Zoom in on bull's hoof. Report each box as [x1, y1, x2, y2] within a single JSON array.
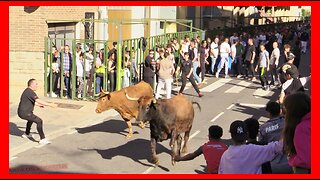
[[153, 158, 160, 166], [181, 147, 188, 154], [126, 133, 133, 139], [171, 160, 176, 166]]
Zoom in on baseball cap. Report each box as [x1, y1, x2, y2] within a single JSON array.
[[229, 120, 248, 142], [287, 53, 295, 60]]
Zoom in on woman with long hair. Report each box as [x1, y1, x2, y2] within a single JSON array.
[[108, 51, 117, 92], [282, 92, 311, 174]]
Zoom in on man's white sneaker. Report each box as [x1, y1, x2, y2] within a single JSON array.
[[22, 133, 33, 139], [39, 138, 51, 145]]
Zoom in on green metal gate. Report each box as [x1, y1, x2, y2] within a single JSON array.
[[44, 18, 204, 100]]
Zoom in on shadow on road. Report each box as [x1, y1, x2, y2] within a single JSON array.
[[79, 138, 171, 170], [231, 103, 266, 120], [75, 119, 140, 137], [10, 164, 82, 174], [225, 82, 258, 90], [9, 122, 25, 137], [194, 165, 207, 174]]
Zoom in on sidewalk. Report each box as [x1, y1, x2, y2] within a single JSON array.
[[9, 96, 119, 158]]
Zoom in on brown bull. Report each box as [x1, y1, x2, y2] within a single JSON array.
[[134, 95, 200, 165], [95, 81, 153, 138]]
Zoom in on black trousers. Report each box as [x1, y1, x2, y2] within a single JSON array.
[[108, 72, 116, 92], [18, 112, 45, 139], [234, 56, 243, 76], [47, 72, 59, 94], [199, 61, 206, 82], [258, 67, 269, 87], [269, 64, 279, 85], [244, 60, 256, 77], [179, 74, 200, 94]]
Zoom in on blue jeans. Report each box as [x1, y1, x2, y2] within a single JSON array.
[[211, 55, 217, 74], [193, 61, 201, 83], [64, 76, 71, 98], [217, 55, 229, 76], [96, 76, 103, 94]]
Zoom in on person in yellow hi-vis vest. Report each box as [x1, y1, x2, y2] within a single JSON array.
[[255, 43, 270, 91]]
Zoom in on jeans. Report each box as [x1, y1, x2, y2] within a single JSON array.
[[96, 76, 103, 94], [64, 75, 71, 98], [301, 41, 307, 53], [155, 78, 173, 99], [217, 55, 229, 76], [193, 61, 201, 83], [210, 55, 217, 74]]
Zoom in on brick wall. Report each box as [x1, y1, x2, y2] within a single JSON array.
[[9, 6, 99, 103]]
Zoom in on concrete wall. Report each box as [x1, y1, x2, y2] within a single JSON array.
[[150, 6, 177, 36], [131, 6, 145, 39]]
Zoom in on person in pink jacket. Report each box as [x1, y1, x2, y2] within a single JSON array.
[[283, 92, 311, 173]]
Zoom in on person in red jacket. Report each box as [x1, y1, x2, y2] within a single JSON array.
[[174, 125, 228, 174], [283, 92, 311, 173]]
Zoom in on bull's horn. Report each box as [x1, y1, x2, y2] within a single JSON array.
[[125, 89, 139, 101], [101, 87, 109, 94], [152, 98, 157, 104]]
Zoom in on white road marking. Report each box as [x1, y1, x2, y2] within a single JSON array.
[[142, 166, 156, 174], [238, 103, 266, 108], [201, 79, 232, 92], [9, 157, 17, 161], [226, 104, 235, 110], [211, 112, 224, 122], [225, 81, 251, 93], [253, 88, 270, 98], [189, 130, 201, 140]]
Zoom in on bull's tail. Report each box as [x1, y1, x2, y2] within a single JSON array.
[[192, 102, 201, 112]]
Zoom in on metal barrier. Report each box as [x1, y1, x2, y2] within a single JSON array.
[[44, 30, 203, 100]]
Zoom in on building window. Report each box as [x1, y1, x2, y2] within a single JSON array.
[[160, 21, 164, 29], [48, 23, 76, 50], [85, 12, 95, 40]]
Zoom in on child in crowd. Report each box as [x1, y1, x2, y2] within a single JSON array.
[[174, 125, 228, 174]]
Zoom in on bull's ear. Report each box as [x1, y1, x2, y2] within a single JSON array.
[[106, 93, 111, 100]]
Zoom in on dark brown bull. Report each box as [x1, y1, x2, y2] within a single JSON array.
[[134, 95, 200, 165], [95, 81, 153, 138]]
